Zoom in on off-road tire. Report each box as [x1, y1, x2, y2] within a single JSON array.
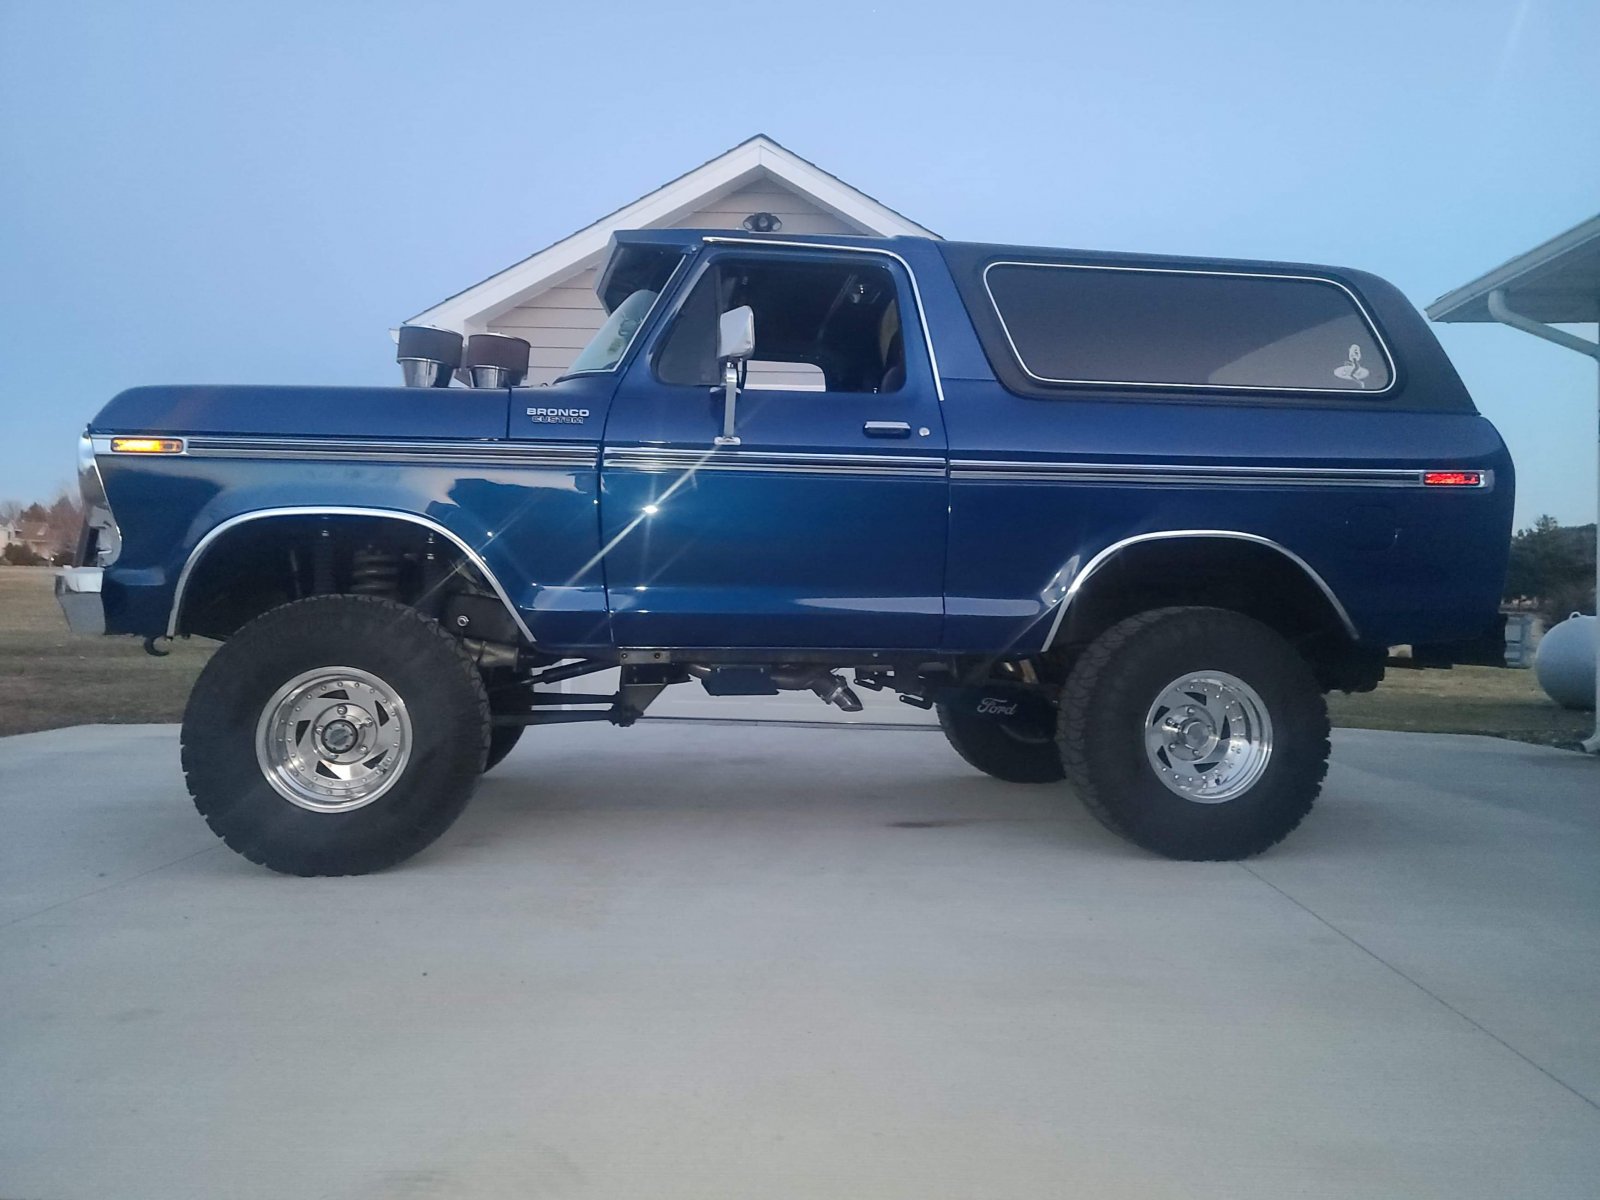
[[181, 595, 490, 876], [1058, 607, 1329, 860], [937, 701, 1066, 783], [483, 724, 524, 773]]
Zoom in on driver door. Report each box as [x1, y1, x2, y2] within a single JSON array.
[[598, 245, 949, 649]]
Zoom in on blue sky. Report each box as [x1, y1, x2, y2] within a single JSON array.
[[2, 0, 1595, 527]]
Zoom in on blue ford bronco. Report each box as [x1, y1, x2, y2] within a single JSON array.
[[59, 229, 1514, 874]]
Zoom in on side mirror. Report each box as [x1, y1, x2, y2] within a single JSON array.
[[714, 306, 755, 446], [718, 305, 755, 362]]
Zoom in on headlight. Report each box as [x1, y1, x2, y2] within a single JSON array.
[[77, 434, 121, 566]]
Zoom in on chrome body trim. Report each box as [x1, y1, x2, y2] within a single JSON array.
[[166, 506, 535, 644], [701, 236, 947, 405], [605, 446, 946, 477], [981, 259, 1399, 397], [178, 436, 597, 468], [79, 435, 123, 565], [1041, 530, 1360, 648], [951, 460, 1486, 489]]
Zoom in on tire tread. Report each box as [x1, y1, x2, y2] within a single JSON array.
[[1058, 607, 1330, 859], [180, 595, 490, 876]]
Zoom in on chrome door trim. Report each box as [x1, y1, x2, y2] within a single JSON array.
[[981, 259, 1398, 397], [166, 506, 535, 643], [604, 446, 946, 477], [701, 236, 947, 405], [1041, 529, 1360, 648]]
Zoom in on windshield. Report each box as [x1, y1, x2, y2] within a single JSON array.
[[563, 288, 660, 376]]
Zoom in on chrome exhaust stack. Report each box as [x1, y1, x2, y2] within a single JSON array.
[[463, 333, 531, 389], [396, 326, 462, 388]]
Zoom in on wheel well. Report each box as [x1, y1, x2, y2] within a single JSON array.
[[1052, 538, 1381, 692], [173, 514, 510, 642]]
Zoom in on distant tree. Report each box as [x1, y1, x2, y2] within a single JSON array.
[[1504, 516, 1596, 621], [0, 499, 21, 525], [2, 543, 46, 567], [44, 491, 83, 558]]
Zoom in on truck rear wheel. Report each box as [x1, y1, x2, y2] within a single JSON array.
[[181, 595, 490, 876], [937, 700, 1065, 783], [1058, 607, 1329, 860]]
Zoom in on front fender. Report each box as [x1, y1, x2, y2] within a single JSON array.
[[97, 452, 607, 647]]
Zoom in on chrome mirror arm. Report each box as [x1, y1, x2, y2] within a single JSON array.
[[714, 359, 742, 446]]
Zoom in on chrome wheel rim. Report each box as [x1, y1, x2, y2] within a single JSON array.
[[1143, 671, 1272, 804], [255, 667, 412, 813]]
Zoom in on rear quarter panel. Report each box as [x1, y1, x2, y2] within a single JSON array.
[[923, 249, 1516, 654]]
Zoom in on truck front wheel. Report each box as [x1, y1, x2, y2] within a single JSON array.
[[1058, 607, 1329, 860], [181, 595, 490, 876]]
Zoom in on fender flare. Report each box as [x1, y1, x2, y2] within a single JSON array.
[[1041, 529, 1360, 650], [165, 505, 534, 643]]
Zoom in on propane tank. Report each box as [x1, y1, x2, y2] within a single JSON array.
[[1534, 613, 1596, 711]]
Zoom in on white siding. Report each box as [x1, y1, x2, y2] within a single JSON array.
[[670, 182, 858, 237], [489, 265, 606, 385], [488, 183, 860, 385]]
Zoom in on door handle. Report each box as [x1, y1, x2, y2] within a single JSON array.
[[864, 421, 912, 438]]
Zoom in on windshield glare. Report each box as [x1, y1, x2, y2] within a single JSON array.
[[564, 289, 659, 376]]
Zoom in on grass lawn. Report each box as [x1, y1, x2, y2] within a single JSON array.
[[0, 566, 1591, 747], [0, 568, 213, 737]]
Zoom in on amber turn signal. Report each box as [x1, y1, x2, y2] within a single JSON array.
[[110, 437, 185, 454]]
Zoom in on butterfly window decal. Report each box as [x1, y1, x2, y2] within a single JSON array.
[[1334, 344, 1371, 387]]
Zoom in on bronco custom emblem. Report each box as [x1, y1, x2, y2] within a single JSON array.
[[526, 407, 590, 425]]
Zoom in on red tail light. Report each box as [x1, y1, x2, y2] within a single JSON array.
[[1423, 470, 1483, 487]]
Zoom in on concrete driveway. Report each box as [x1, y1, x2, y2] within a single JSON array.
[[2, 721, 1597, 1199]]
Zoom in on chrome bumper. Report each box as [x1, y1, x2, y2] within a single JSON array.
[[56, 567, 106, 635]]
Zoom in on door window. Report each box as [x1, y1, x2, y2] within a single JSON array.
[[654, 257, 906, 394]]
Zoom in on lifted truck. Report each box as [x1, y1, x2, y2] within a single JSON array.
[[58, 229, 1514, 874]]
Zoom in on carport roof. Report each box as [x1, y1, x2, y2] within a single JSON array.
[[1427, 212, 1600, 323]]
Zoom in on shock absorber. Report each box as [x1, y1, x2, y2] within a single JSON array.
[[349, 545, 402, 597]]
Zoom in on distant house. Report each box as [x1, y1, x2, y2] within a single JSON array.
[[0, 522, 14, 552], [12, 520, 58, 559], [403, 134, 937, 387]]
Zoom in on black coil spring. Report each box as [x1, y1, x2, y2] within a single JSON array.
[[349, 547, 401, 596]]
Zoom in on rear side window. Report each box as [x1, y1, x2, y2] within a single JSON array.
[[984, 263, 1393, 394]]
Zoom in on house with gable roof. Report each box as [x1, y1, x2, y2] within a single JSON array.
[[403, 135, 937, 387]]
